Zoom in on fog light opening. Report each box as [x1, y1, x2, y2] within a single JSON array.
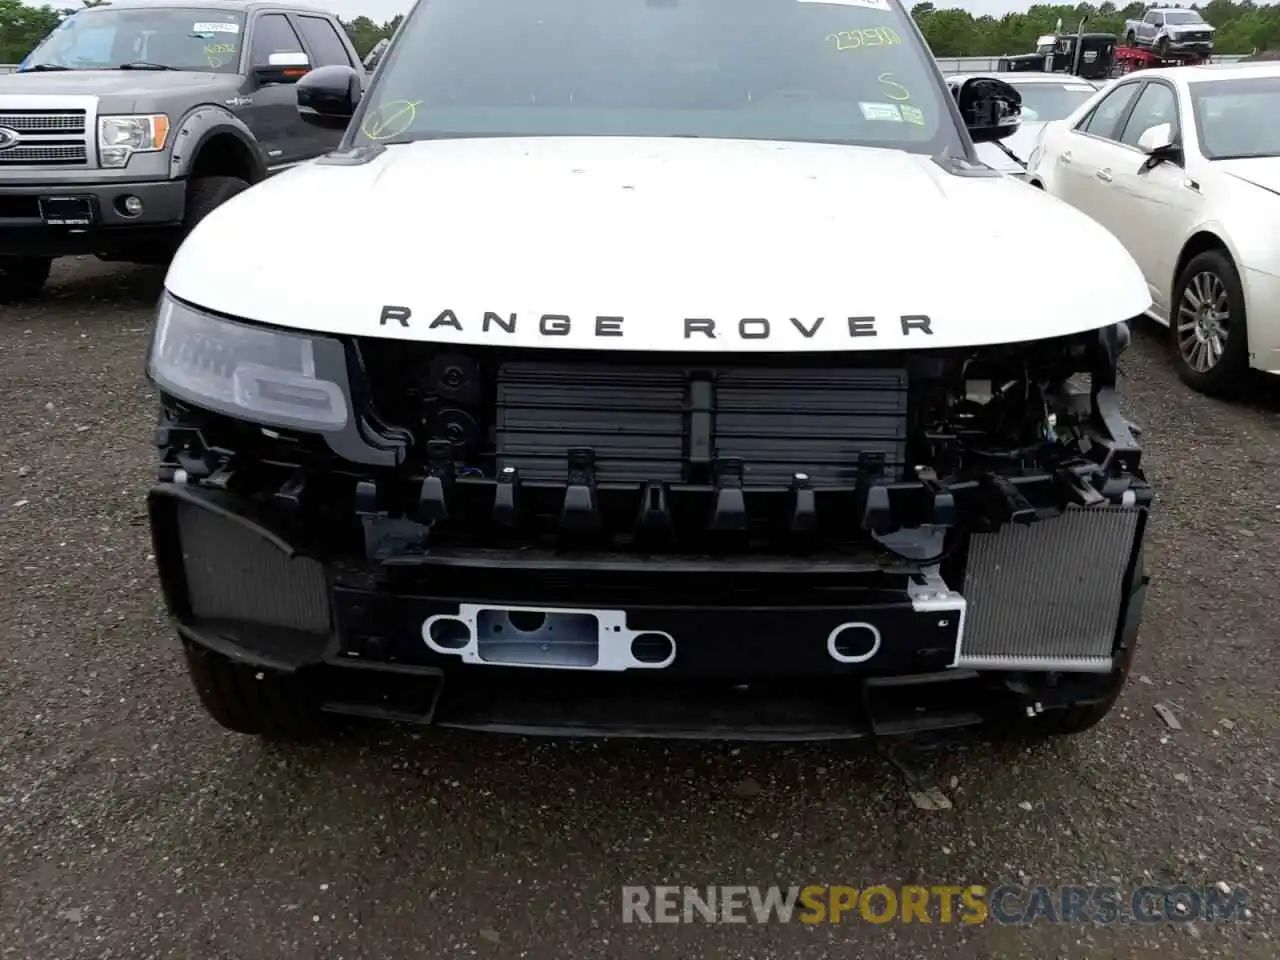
[[116, 195, 144, 218]]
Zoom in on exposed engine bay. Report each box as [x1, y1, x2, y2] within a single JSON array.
[[148, 315, 1149, 736], [154, 321, 1144, 564]]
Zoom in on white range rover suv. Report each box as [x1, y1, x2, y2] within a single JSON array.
[[144, 0, 1155, 744]]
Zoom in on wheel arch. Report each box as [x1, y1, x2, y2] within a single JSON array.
[[169, 106, 267, 184], [1173, 229, 1235, 298]]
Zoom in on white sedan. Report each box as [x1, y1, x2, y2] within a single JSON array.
[[1027, 62, 1280, 394], [947, 73, 1101, 178]]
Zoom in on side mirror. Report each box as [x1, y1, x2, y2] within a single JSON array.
[[297, 64, 362, 130], [254, 51, 311, 86], [957, 76, 1022, 144], [1137, 122, 1183, 171]]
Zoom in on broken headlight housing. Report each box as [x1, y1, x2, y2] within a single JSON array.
[[148, 293, 351, 432]]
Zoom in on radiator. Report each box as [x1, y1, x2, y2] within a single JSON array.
[[958, 506, 1141, 672]]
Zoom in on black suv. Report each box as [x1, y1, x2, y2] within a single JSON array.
[[0, 0, 361, 301]]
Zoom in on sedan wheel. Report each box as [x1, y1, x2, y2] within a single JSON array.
[[1177, 271, 1229, 373], [1171, 250, 1249, 395]]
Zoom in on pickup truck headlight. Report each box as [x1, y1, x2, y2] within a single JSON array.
[[148, 294, 350, 431], [98, 114, 170, 168]]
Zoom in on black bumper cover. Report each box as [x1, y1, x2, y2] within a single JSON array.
[[0, 178, 186, 257], [149, 482, 1148, 740]]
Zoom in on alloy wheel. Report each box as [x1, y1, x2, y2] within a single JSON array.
[[1176, 270, 1231, 373]]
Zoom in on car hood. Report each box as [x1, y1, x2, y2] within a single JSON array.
[[975, 123, 1044, 173], [0, 69, 228, 98], [165, 136, 1151, 353], [1218, 157, 1280, 197]]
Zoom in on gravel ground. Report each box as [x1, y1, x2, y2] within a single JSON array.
[[1, 257, 1277, 959]]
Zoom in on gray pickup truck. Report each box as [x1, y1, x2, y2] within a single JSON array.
[[1123, 8, 1216, 56], [0, 0, 361, 302]]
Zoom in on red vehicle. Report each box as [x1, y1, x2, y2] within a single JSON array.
[[1111, 44, 1210, 75]]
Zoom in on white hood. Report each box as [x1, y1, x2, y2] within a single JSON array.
[[1218, 157, 1280, 197], [166, 136, 1151, 353]]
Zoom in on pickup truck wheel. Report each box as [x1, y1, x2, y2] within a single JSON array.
[[183, 175, 250, 236], [0, 256, 53, 303], [183, 642, 333, 740], [1172, 249, 1249, 395]]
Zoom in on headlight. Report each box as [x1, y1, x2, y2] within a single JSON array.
[[148, 294, 350, 431], [98, 114, 169, 168]]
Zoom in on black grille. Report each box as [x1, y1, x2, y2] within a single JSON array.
[[495, 361, 908, 487]]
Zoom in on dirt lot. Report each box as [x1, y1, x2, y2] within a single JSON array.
[[1, 256, 1277, 959]]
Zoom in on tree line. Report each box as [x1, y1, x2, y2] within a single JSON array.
[[3, 0, 1278, 66]]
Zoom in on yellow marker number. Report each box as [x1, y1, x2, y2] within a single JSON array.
[[204, 42, 236, 69], [361, 100, 423, 141], [826, 26, 901, 52], [878, 72, 911, 101]]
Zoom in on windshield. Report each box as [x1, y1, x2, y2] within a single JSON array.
[[1008, 80, 1096, 122], [1191, 76, 1280, 160], [352, 0, 961, 155], [1163, 12, 1205, 24], [22, 7, 245, 73]]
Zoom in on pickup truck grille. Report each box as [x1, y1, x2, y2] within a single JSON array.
[[0, 108, 90, 167]]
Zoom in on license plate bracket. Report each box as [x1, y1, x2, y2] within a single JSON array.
[[424, 603, 677, 671], [39, 195, 95, 226]]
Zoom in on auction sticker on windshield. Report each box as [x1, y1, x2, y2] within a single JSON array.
[[193, 21, 239, 32], [860, 102, 903, 121]]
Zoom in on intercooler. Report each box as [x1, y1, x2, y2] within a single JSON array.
[[957, 505, 1141, 672], [494, 361, 909, 486]]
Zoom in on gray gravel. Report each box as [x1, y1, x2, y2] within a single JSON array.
[[1, 257, 1277, 959]]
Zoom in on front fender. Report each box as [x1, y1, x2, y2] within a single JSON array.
[[167, 105, 267, 182]]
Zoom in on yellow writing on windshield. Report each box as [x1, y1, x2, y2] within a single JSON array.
[[362, 100, 424, 141], [878, 72, 911, 101], [826, 26, 901, 52], [204, 42, 237, 69]]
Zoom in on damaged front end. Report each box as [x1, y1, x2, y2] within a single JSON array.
[[147, 295, 1149, 739]]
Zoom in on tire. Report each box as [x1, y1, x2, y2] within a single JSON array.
[[182, 175, 250, 237], [183, 641, 333, 740], [989, 648, 1135, 740], [1171, 249, 1250, 396], [991, 549, 1145, 740], [0, 256, 53, 303]]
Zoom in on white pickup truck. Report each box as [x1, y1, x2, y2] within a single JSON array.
[[1123, 8, 1215, 56]]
